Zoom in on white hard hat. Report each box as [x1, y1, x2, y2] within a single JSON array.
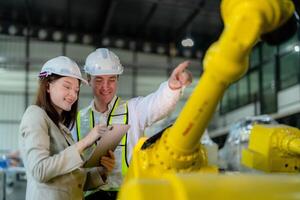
[[39, 56, 88, 84], [84, 48, 124, 75]]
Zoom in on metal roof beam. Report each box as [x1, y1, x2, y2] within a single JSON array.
[[135, 3, 158, 37], [174, 0, 205, 41], [101, 0, 118, 37]]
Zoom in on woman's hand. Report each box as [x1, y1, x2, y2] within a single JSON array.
[[100, 150, 115, 173], [76, 124, 108, 153]]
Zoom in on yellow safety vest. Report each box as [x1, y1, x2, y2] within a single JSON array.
[[76, 97, 129, 177]]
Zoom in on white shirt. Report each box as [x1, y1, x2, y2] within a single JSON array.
[[71, 81, 182, 189]]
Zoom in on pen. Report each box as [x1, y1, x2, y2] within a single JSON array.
[[94, 125, 113, 145], [95, 137, 101, 146]]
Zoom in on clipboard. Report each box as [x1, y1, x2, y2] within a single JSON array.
[[84, 124, 130, 168]]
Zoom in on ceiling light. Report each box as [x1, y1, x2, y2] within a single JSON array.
[[169, 46, 177, 57], [129, 41, 136, 50], [294, 45, 300, 52], [102, 37, 110, 46], [38, 29, 48, 40], [22, 28, 32, 36], [67, 33, 77, 43], [53, 31, 62, 41], [143, 43, 151, 53], [115, 39, 125, 48], [181, 38, 194, 47], [8, 25, 17, 35], [82, 34, 92, 44], [22, 28, 28, 36], [157, 46, 165, 54]]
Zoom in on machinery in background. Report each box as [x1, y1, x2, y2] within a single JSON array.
[[118, 0, 300, 199], [0, 167, 26, 200], [0, 150, 26, 200], [0, 170, 4, 200], [201, 130, 218, 166], [219, 115, 277, 171], [242, 124, 300, 172]]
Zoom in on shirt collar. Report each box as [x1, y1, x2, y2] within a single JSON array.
[[90, 95, 118, 114]]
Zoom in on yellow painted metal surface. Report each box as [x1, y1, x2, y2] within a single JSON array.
[[119, 173, 300, 200], [242, 124, 300, 172]]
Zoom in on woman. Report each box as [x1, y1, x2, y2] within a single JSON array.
[[19, 56, 115, 200]]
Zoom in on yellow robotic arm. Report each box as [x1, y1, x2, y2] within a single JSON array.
[[119, 0, 297, 199]]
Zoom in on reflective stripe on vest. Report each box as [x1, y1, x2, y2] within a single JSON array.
[[76, 97, 129, 176], [76, 107, 94, 141]]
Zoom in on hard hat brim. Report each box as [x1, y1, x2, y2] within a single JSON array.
[[67, 74, 88, 85], [39, 71, 88, 85], [84, 66, 123, 76]]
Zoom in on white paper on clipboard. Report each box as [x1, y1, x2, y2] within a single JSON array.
[[84, 124, 130, 168]]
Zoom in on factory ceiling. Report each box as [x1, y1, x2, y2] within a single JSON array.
[[0, 0, 299, 58]]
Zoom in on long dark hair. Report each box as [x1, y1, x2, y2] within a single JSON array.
[[35, 74, 79, 129]]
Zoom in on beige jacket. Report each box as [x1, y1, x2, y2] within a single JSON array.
[[19, 105, 105, 200]]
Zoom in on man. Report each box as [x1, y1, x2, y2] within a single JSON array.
[[72, 48, 192, 200]]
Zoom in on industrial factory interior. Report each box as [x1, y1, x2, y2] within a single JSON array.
[[0, 0, 300, 199]]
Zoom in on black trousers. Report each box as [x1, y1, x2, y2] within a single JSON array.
[[85, 190, 118, 200]]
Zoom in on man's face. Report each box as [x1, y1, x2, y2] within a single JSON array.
[[89, 75, 118, 105]]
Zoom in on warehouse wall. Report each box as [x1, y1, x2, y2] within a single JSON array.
[[0, 34, 202, 151]]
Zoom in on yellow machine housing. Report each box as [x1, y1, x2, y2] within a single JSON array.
[[119, 173, 300, 200], [242, 124, 300, 172]]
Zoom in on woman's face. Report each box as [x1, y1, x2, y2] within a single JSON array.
[[47, 76, 80, 114]]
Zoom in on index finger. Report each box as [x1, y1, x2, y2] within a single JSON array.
[[108, 150, 115, 159], [97, 124, 107, 128], [172, 61, 190, 75], [97, 124, 109, 132]]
